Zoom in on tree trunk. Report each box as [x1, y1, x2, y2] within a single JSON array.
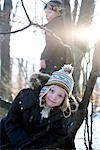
[[82, 39, 100, 107], [0, 0, 12, 100], [72, 0, 95, 95]]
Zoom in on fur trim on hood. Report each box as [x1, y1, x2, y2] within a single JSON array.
[[29, 73, 50, 89]]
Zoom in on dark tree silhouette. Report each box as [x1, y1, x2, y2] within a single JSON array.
[[0, 0, 12, 99], [62, 0, 95, 95]]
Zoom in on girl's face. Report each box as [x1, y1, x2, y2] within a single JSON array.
[[45, 85, 66, 108], [45, 5, 60, 22]]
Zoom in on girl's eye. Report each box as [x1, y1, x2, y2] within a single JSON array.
[[58, 94, 64, 98], [50, 88, 54, 93]]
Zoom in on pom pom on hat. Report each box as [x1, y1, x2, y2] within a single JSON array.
[[61, 64, 73, 74]]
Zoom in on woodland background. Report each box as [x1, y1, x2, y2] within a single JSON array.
[[0, 0, 99, 103], [0, 0, 100, 149]]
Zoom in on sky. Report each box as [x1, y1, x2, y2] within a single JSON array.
[[9, 0, 100, 75], [10, 0, 46, 74]]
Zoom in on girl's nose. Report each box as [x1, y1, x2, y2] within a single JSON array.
[[52, 93, 57, 100]]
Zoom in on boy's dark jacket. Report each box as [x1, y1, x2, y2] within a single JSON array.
[[40, 16, 73, 74], [0, 74, 88, 150]]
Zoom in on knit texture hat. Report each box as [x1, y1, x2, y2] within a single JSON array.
[[39, 64, 79, 118], [45, 64, 74, 96]]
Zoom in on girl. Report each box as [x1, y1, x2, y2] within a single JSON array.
[[0, 65, 81, 149]]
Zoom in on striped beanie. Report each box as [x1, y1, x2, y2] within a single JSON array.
[[45, 64, 74, 96]]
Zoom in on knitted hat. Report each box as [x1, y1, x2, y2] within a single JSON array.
[[45, 64, 74, 96], [39, 64, 79, 118]]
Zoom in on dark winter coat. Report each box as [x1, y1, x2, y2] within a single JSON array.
[[40, 16, 73, 74], [0, 84, 89, 150]]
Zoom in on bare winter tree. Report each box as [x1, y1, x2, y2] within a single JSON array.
[[0, 0, 97, 102], [0, 0, 12, 100], [62, 0, 95, 96], [73, 0, 95, 95], [0, 2, 99, 148]]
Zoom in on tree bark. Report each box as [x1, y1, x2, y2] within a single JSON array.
[[0, 0, 12, 100]]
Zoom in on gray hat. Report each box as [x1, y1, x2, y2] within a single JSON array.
[[44, 0, 62, 10]]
